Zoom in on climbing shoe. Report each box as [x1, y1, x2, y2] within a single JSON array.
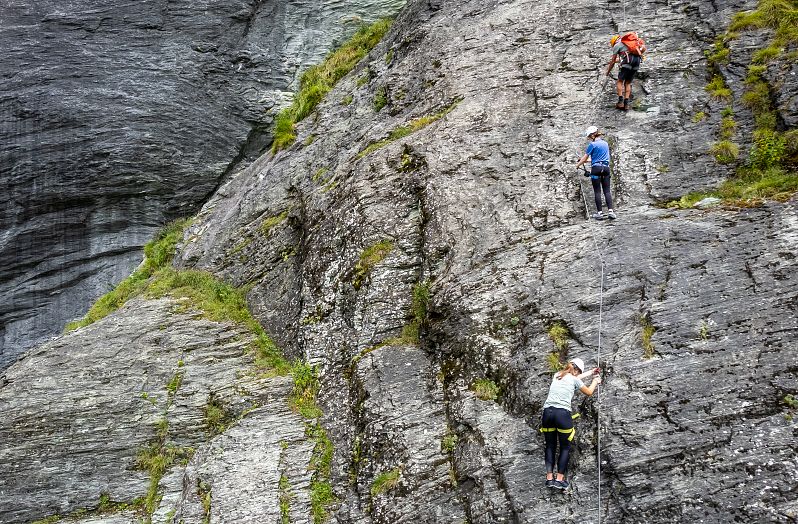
[[592, 211, 605, 220], [615, 101, 625, 110], [607, 209, 617, 220], [554, 480, 570, 490], [545, 479, 557, 489]]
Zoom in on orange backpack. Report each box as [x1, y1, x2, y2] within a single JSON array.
[[620, 32, 645, 56]]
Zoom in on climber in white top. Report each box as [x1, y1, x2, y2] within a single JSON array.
[[540, 357, 601, 490]]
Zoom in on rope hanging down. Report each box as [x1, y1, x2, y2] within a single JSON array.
[[585, 206, 607, 524]]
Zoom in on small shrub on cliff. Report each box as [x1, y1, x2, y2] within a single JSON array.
[[548, 321, 570, 351], [289, 362, 322, 419]]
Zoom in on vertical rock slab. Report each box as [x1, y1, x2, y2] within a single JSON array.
[[0, 0, 406, 370]]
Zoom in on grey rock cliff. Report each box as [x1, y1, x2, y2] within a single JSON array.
[[0, 0, 405, 370], [2, 0, 797, 522]]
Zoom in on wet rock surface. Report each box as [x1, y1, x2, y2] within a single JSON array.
[[3, 0, 797, 522], [0, 0, 405, 369]]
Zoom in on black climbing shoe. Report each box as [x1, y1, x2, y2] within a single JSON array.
[[554, 480, 570, 490], [545, 479, 557, 489], [615, 101, 625, 110]]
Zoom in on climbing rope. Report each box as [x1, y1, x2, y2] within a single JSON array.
[[580, 169, 608, 524]]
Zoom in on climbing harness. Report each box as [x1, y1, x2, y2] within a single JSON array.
[[540, 412, 581, 442]]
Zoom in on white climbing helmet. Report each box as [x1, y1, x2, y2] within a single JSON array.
[[570, 358, 586, 373], [583, 126, 598, 138]]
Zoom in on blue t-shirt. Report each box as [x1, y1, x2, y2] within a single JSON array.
[[586, 138, 610, 166]]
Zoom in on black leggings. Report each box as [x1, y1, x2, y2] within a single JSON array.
[[542, 407, 574, 475], [590, 165, 613, 211]]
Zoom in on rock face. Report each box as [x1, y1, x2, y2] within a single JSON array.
[[0, 297, 313, 524], [2, 0, 798, 522], [0, 0, 405, 370]]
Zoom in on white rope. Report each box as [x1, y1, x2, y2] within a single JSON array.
[[597, 261, 604, 523], [582, 155, 607, 524]]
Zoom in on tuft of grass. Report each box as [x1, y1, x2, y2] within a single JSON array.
[[666, 167, 798, 208], [741, 80, 772, 114], [65, 218, 192, 331], [271, 19, 393, 154], [441, 432, 458, 454], [706, 38, 731, 65], [785, 394, 798, 409], [729, 10, 766, 31], [356, 99, 461, 159], [371, 468, 401, 497], [641, 316, 656, 359], [279, 473, 292, 524], [204, 395, 234, 436], [698, 320, 710, 341], [546, 352, 563, 372], [692, 111, 707, 123], [307, 422, 336, 523], [745, 64, 768, 84], [471, 379, 500, 401], [720, 116, 737, 139], [373, 86, 388, 112], [710, 140, 740, 164], [752, 45, 782, 63], [547, 321, 570, 352], [197, 480, 212, 524], [342, 94, 354, 106], [705, 75, 732, 100], [260, 210, 289, 236], [353, 239, 394, 289], [289, 361, 323, 419]]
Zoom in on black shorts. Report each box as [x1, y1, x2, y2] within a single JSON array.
[[619, 67, 637, 82]]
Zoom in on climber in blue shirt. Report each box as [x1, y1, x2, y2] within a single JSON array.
[[576, 126, 616, 220]]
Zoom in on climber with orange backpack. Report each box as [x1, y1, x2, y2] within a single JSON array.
[[606, 32, 647, 111]]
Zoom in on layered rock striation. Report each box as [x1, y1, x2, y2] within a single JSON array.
[[0, 0, 405, 369], [2, 0, 797, 522]]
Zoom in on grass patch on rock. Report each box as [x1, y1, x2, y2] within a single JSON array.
[[65, 218, 192, 331], [353, 239, 394, 289], [289, 361, 323, 419], [471, 378, 500, 401], [271, 19, 393, 153], [640, 316, 656, 359], [307, 422, 336, 523], [371, 467, 401, 497], [66, 219, 289, 375], [356, 99, 461, 159]]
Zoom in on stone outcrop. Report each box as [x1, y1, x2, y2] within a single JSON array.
[[0, 0, 405, 369], [2, 0, 797, 522]]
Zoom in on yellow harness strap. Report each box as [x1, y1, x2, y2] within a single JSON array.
[[540, 413, 580, 441]]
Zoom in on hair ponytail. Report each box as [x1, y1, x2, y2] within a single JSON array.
[[556, 362, 574, 380]]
